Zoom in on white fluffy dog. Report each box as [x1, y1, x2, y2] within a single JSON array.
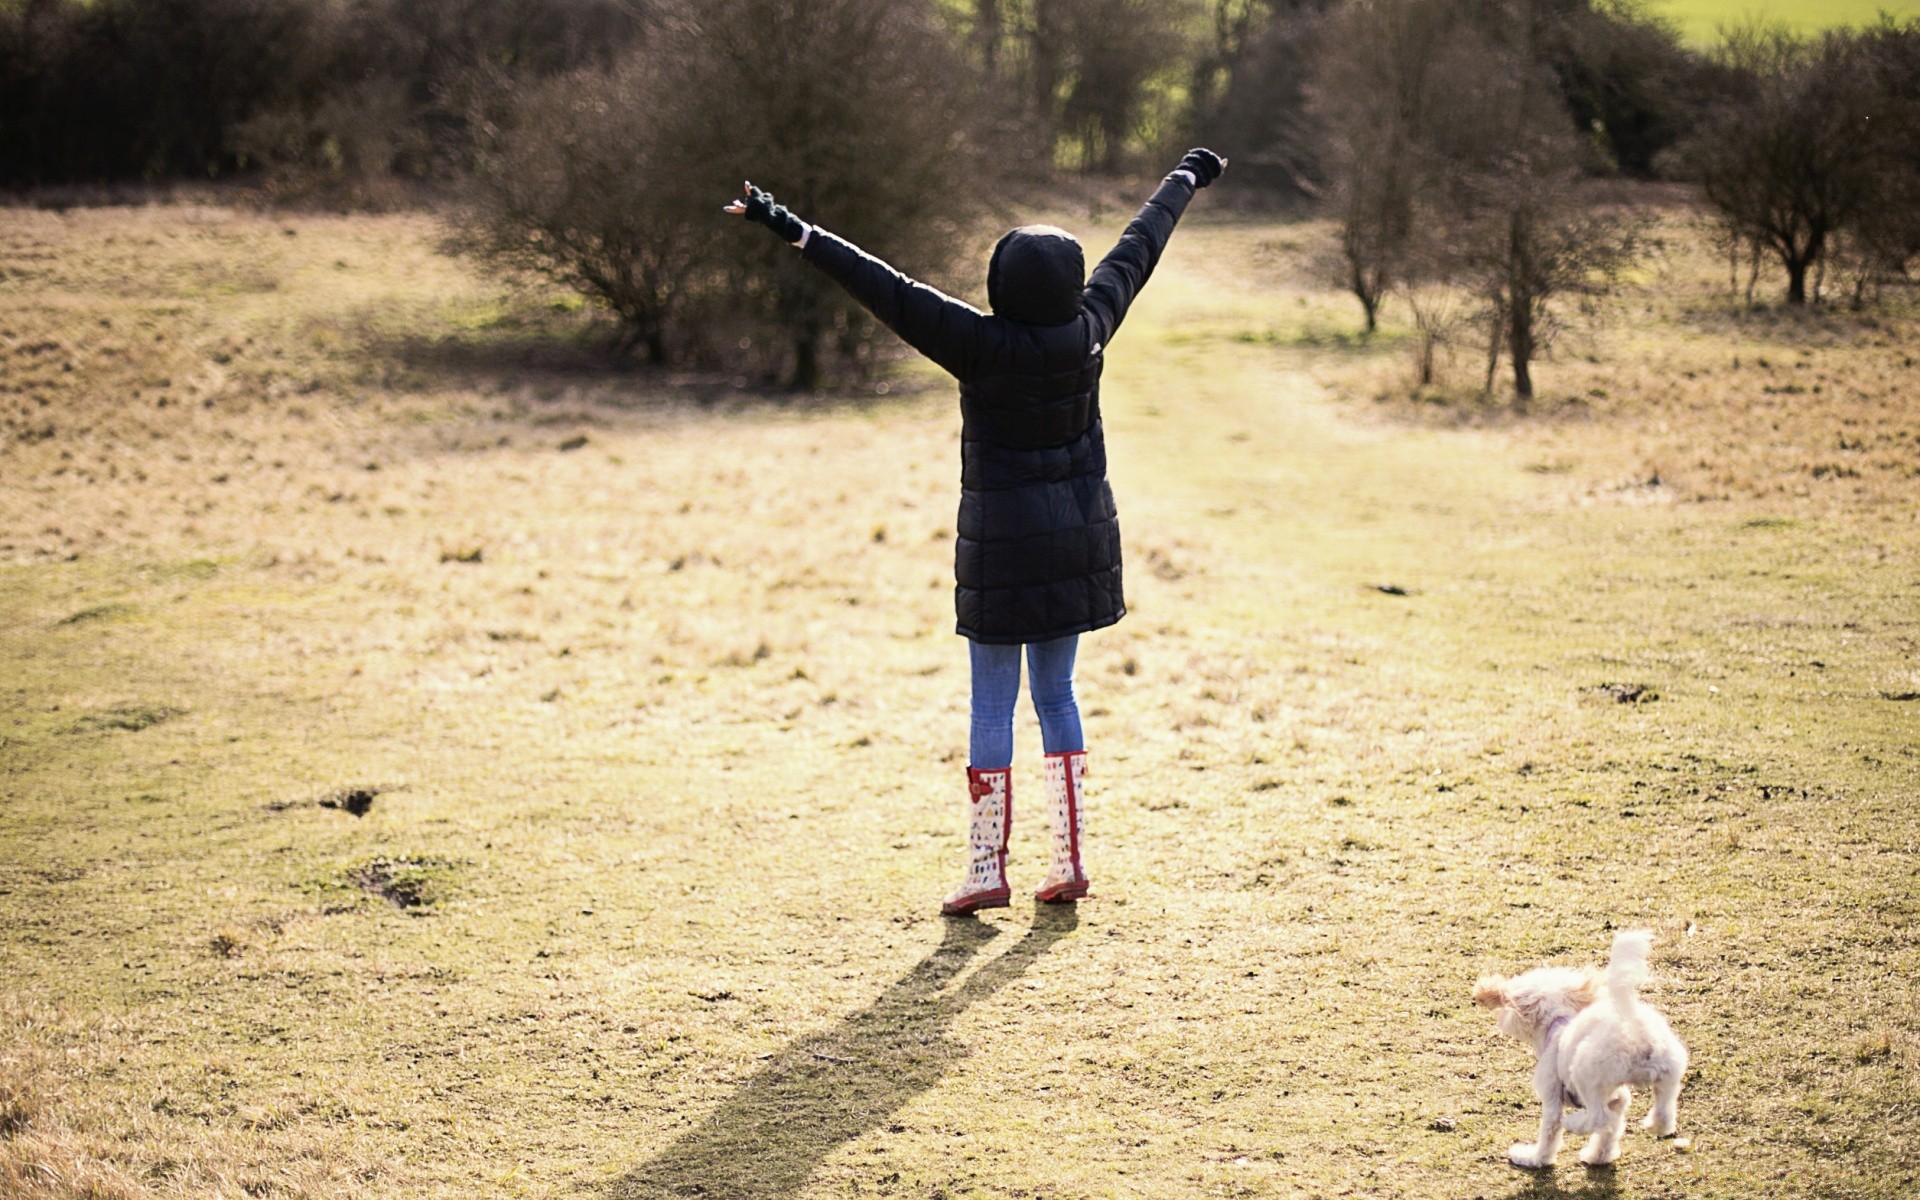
[[1473, 930, 1688, 1169]]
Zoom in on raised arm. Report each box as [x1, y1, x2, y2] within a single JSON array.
[[1081, 148, 1225, 344], [726, 183, 985, 379]]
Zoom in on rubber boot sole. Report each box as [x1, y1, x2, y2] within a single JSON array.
[[1034, 879, 1089, 904], [941, 887, 1011, 916]]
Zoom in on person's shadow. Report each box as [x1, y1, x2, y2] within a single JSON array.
[[607, 907, 1079, 1199]]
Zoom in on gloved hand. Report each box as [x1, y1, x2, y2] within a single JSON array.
[[1173, 148, 1226, 188], [736, 183, 807, 243]]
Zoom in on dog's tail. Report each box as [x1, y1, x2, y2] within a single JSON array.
[[1605, 929, 1654, 1009]]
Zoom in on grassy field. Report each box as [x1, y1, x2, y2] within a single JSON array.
[[1650, 0, 1920, 42], [1, 195, 1916, 1200]]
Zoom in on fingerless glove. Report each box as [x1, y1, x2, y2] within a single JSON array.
[[1173, 148, 1225, 188], [743, 185, 807, 243]]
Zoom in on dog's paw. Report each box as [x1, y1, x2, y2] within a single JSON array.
[[1579, 1140, 1620, 1167], [1507, 1144, 1552, 1170], [1642, 1112, 1678, 1136]]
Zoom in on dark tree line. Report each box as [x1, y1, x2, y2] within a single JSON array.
[[0, 0, 650, 187], [958, 0, 1192, 173], [6, 0, 1915, 392]]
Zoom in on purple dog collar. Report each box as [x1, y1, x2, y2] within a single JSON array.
[[1545, 1015, 1570, 1043]]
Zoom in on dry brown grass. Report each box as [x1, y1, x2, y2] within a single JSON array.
[[1, 198, 1916, 1199], [1288, 212, 1920, 515]]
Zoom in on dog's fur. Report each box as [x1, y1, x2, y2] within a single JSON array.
[[1474, 930, 1688, 1169]]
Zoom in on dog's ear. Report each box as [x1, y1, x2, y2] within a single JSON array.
[[1472, 976, 1508, 1009]]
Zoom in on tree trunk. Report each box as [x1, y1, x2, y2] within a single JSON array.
[[1507, 209, 1535, 407], [1510, 345, 1533, 405], [1030, 0, 1061, 130], [976, 0, 1000, 79], [1508, 296, 1534, 407], [618, 320, 666, 364], [790, 330, 820, 391], [1348, 259, 1378, 334], [1482, 302, 1503, 395], [1785, 258, 1807, 304], [1100, 112, 1126, 173], [1784, 230, 1825, 305]]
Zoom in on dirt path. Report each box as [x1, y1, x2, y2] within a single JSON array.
[[1, 206, 1915, 1199]]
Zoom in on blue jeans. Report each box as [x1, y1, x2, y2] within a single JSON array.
[[968, 635, 1084, 770]]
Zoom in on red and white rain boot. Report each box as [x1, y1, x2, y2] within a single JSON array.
[[940, 767, 1012, 916], [1035, 750, 1089, 903]]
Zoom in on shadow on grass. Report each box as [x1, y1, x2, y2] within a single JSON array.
[[1671, 295, 1909, 347], [351, 322, 665, 403], [350, 310, 937, 416], [1501, 1165, 1625, 1200], [608, 906, 1079, 1199]]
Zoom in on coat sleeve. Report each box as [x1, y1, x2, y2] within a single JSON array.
[[799, 228, 987, 379], [1081, 175, 1196, 345]]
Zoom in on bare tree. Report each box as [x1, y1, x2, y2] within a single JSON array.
[[1841, 19, 1920, 301], [1314, 0, 1643, 402], [1450, 169, 1642, 404], [1312, 0, 1462, 332], [1432, 4, 1644, 405], [1684, 26, 1884, 305]]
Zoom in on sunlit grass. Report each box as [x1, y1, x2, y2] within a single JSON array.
[[1651, 0, 1920, 42], [1, 197, 1916, 1198]]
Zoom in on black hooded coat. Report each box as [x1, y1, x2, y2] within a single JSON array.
[[799, 175, 1197, 644]]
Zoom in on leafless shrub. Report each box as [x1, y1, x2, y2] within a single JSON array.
[[1404, 281, 1469, 387], [1443, 169, 1645, 407], [455, 56, 722, 365], [686, 0, 994, 387], [458, 0, 993, 388]]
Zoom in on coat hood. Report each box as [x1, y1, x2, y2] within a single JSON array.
[[987, 225, 1085, 326]]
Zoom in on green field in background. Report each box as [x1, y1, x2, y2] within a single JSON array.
[[1653, 0, 1920, 42]]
